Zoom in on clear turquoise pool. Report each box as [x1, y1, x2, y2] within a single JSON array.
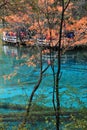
[[0, 45, 87, 113]]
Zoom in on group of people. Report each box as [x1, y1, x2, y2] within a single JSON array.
[[3, 30, 27, 43], [3, 31, 27, 38]]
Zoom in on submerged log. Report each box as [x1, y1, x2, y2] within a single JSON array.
[[0, 111, 86, 122]]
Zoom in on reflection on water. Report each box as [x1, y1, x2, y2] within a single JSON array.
[[0, 45, 87, 113], [3, 46, 18, 57]]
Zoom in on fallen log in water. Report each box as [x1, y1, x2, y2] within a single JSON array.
[[0, 111, 86, 122]]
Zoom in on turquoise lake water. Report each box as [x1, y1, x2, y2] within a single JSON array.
[[0, 44, 87, 114]]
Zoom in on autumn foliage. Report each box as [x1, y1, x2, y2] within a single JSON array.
[[0, 0, 87, 48]]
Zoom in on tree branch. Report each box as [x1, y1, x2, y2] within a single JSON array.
[[64, 0, 70, 12]]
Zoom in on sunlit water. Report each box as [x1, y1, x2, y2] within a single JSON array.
[[0, 44, 87, 114]]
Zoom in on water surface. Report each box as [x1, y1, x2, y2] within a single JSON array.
[[0, 44, 87, 114]]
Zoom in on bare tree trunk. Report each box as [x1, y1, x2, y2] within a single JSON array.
[[23, 48, 50, 125], [24, 49, 43, 123], [55, 0, 70, 129]]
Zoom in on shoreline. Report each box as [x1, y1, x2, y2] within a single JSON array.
[[1, 40, 87, 52]]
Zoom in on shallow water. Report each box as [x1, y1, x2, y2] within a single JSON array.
[[0, 44, 87, 114]]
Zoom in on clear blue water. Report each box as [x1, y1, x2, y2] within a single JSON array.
[[0, 44, 87, 114]]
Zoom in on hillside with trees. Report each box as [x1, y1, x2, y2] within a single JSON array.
[[0, 0, 87, 49]]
